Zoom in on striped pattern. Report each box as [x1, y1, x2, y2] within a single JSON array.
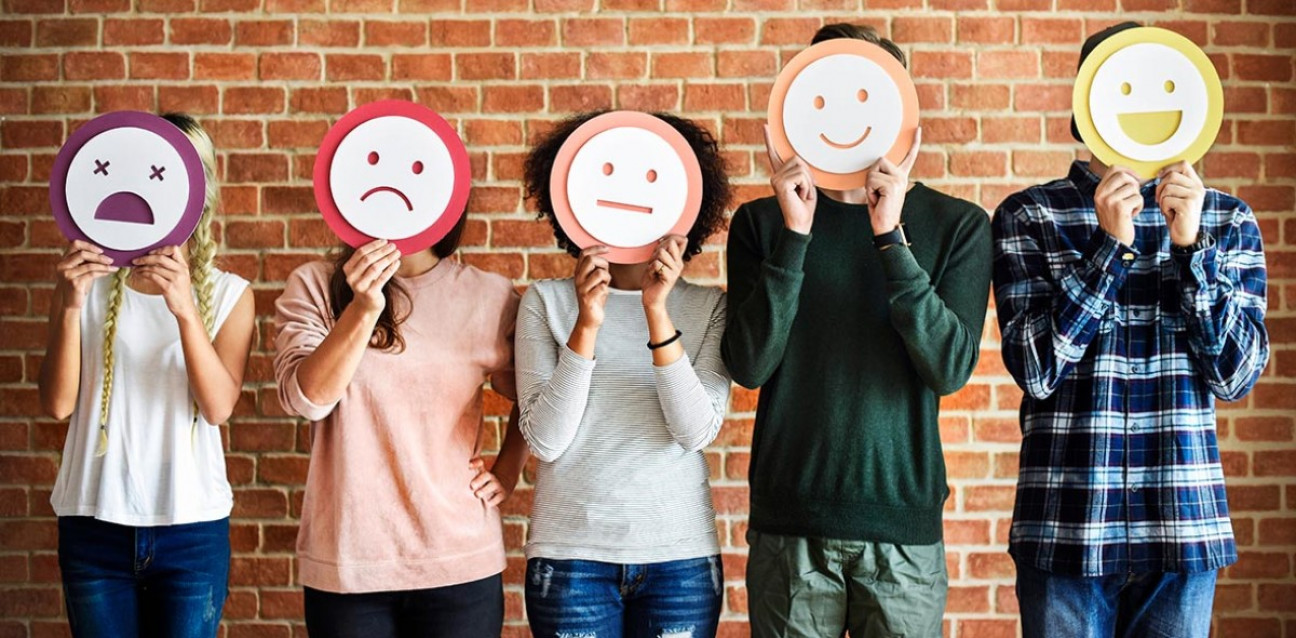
[[516, 279, 730, 564], [992, 160, 1270, 577]]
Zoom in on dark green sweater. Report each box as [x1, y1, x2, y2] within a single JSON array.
[[721, 185, 992, 544]]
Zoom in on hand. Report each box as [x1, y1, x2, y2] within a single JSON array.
[[133, 246, 198, 321], [865, 127, 922, 236], [1156, 160, 1205, 247], [642, 235, 686, 312], [469, 457, 514, 508], [573, 246, 611, 329], [764, 124, 816, 234], [343, 240, 400, 315], [1094, 166, 1142, 246], [55, 240, 116, 310]]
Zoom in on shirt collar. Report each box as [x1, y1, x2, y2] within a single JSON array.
[[1068, 159, 1160, 197]]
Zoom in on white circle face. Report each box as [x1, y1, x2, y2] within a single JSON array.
[[565, 127, 689, 249], [1089, 42, 1209, 162], [781, 53, 904, 174], [328, 115, 456, 241], [65, 127, 191, 251]]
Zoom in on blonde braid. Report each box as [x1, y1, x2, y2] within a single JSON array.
[[95, 268, 128, 456]]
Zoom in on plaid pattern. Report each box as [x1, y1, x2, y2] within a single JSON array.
[[992, 161, 1270, 577]]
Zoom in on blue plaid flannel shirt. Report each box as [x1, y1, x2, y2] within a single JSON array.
[[992, 161, 1269, 577]]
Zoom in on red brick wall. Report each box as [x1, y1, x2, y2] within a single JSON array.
[[1, 2, 1293, 637]]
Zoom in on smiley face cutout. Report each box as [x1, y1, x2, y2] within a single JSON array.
[[314, 100, 471, 254], [1073, 27, 1223, 180], [768, 38, 920, 190], [550, 112, 703, 264], [50, 112, 207, 266]]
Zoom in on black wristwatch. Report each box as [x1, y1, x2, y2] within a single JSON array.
[[1172, 231, 1213, 255], [873, 223, 910, 251]]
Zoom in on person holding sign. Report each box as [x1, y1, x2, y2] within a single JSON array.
[[515, 111, 732, 637], [723, 24, 993, 638], [992, 23, 1269, 638], [273, 101, 526, 637], [41, 112, 255, 637]]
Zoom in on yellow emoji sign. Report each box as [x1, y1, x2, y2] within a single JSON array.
[[1072, 27, 1223, 180]]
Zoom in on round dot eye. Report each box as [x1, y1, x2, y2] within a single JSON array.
[[602, 162, 614, 176], [813, 95, 825, 110], [412, 161, 424, 175], [1164, 80, 1175, 93], [857, 88, 869, 102], [646, 169, 658, 183], [367, 151, 379, 165], [1120, 82, 1132, 96]]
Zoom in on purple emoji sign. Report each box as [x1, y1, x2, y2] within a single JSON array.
[[50, 111, 207, 266]]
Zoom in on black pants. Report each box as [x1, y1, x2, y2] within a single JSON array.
[[303, 574, 504, 638]]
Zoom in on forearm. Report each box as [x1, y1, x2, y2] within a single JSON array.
[[293, 303, 380, 407], [177, 314, 241, 424], [38, 300, 83, 420], [646, 306, 683, 366], [491, 405, 529, 493], [517, 345, 596, 463], [721, 228, 809, 388], [1175, 242, 1270, 400]]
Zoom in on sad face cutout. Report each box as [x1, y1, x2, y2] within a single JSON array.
[[550, 112, 703, 264], [50, 112, 207, 266], [1073, 27, 1223, 180], [768, 38, 920, 190], [314, 100, 470, 254]]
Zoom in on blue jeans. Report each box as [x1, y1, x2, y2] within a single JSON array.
[[303, 574, 505, 638], [525, 556, 723, 638], [57, 516, 230, 638], [1015, 557, 1217, 638]]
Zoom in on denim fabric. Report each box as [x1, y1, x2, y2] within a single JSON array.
[[303, 573, 504, 638], [525, 556, 723, 638], [57, 516, 230, 638], [1015, 556, 1217, 638]]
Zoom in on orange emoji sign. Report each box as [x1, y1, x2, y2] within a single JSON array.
[[768, 39, 920, 190]]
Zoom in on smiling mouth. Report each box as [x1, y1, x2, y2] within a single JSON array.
[[819, 126, 873, 150], [1117, 110, 1183, 146], [596, 200, 653, 215], [361, 186, 413, 211]]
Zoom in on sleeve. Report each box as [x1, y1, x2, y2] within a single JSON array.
[[514, 284, 596, 463], [720, 203, 811, 389], [272, 265, 340, 422], [992, 197, 1136, 400], [210, 272, 251, 338], [653, 292, 733, 452], [878, 210, 993, 395], [488, 285, 522, 402], [1171, 198, 1270, 401]]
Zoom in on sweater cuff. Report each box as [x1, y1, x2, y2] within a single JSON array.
[[769, 226, 811, 273], [285, 370, 339, 422]]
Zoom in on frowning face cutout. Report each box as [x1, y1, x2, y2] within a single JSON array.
[[314, 100, 470, 254], [550, 112, 703, 264], [768, 39, 920, 190], [50, 111, 207, 266], [1073, 27, 1223, 180]]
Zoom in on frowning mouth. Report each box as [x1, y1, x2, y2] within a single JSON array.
[[819, 127, 873, 150], [596, 200, 653, 215], [361, 186, 413, 211]]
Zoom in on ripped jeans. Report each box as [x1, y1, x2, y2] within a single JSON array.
[[525, 556, 723, 638], [58, 516, 230, 638]]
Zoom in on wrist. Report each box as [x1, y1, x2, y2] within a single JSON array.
[[573, 317, 601, 334]]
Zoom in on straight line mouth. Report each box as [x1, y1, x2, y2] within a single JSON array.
[[596, 200, 653, 214], [360, 186, 413, 211], [819, 126, 873, 150]]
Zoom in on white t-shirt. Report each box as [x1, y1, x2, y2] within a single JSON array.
[[50, 269, 249, 527]]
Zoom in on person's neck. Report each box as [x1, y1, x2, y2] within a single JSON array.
[[397, 249, 440, 278], [821, 186, 869, 205], [1088, 155, 1110, 179], [608, 262, 651, 291]]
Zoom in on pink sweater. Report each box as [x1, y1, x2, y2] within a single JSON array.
[[273, 259, 518, 593]]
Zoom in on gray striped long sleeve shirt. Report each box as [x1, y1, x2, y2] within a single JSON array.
[[516, 279, 731, 563]]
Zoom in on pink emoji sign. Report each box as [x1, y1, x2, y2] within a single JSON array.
[[549, 111, 704, 264], [313, 100, 471, 254]]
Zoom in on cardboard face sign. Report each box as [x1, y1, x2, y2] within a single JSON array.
[[314, 100, 471, 254], [50, 111, 207, 266], [1073, 27, 1223, 180], [768, 39, 920, 190], [549, 111, 703, 264]]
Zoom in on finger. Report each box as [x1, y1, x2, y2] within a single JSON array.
[[898, 127, 922, 173], [67, 263, 117, 280], [469, 472, 491, 491], [356, 239, 391, 259], [68, 240, 103, 255], [763, 124, 783, 172], [373, 257, 401, 289], [1158, 185, 1195, 201], [356, 257, 396, 291], [468, 457, 485, 469], [873, 157, 898, 177], [579, 245, 610, 259]]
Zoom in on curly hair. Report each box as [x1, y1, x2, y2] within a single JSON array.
[[523, 111, 731, 262]]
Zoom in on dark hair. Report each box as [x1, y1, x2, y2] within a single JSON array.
[[326, 215, 467, 352], [1070, 21, 1142, 142], [523, 111, 731, 262], [812, 23, 907, 68]]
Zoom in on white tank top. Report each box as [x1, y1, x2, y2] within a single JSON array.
[[50, 269, 249, 527]]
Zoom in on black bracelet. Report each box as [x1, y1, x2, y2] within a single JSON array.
[[648, 330, 683, 350]]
